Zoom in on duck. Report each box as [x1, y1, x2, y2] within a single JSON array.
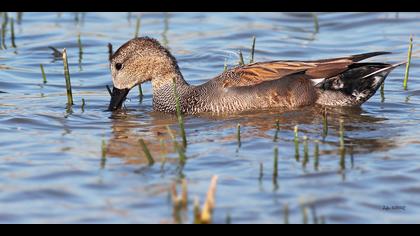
[[108, 37, 403, 114]]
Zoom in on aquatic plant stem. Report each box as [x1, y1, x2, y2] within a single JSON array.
[[139, 139, 155, 166], [1, 21, 6, 49], [62, 48, 74, 106], [322, 108, 328, 139], [172, 78, 187, 148], [138, 84, 143, 103], [303, 136, 309, 167], [273, 119, 280, 142], [77, 33, 83, 70], [339, 119, 345, 149], [294, 125, 300, 161], [403, 35, 413, 90], [259, 162, 263, 181], [273, 146, 278, 178], [134, 16, 141, 38], [40, 64, 47, 84], [237, 123, 241, 148], [166, 125, 187, 165], [250, 36, 256, 63], [238, 50, 244, 66], [314, 140, 320, 171], [81, 98, 86, 112], [10, 18, 16, 48], [108, 43, 113, 62], [339, 119, 346, 170]]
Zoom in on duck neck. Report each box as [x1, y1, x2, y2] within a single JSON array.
[[151, 70, 189, 93], [151, 69, 193, 113]]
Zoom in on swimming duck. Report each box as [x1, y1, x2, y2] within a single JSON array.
[[108, 37, 403, 114]]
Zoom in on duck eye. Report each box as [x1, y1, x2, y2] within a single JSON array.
[[115, 63, 123, 71]]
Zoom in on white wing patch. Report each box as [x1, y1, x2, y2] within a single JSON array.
[[311, 78, 325, 86]]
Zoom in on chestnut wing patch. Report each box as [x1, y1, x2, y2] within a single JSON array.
[[222, 62, 314, 88], [221, 59, 353, 88]]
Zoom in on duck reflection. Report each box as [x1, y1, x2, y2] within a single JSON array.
[[106, 105, 398, 165]]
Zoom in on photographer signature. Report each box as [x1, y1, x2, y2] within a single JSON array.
[[382, 205, 406, 211]]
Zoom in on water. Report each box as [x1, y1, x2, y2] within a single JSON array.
[[1, 12, 420, 224]]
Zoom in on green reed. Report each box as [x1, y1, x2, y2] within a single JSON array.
[[273, 146, 278, 178], [139, 139, 155, 166], [166, 125, 187, 165], [81, 98, 86, 112], [273, 119, 280, 142], [172, 78, 187, 148], [339, 119, 345, 149], [237, 123, 241, 148], [238, 50, 244, 66], [294, 125, 300, 161], [303, 136, 309, 167], [10, 18, 16, 48], [223, 58, 228, 72], [312, 13, 319, 33], [339, 119, 346, 170], [314, 140, 319, 171], [1, 20, 6, 49], [77, 33, 83, 70], [259, 162, 264, 182], [250, 36, 256, 63], [403, 35, 413, 90], [62, 48, 74, 106], [176, 143, 187, 166], [101, 140, 106, 158], [107, 43, 113, 62], [2, 13, 8, 27], [133, 16, 143, 99], [162, 12, 169, 48], [134, 16, 141, 38], [138, 84, 143, 103], [40, 64, 47, 84], [322, 108, 328, 139]]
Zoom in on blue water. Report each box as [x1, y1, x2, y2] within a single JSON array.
[[1, 12, 420, 223]]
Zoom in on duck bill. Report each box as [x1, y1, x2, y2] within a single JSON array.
[[108, 87, 130, 111]]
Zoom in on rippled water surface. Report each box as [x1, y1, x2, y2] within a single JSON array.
[[1, 12, 420, 223]]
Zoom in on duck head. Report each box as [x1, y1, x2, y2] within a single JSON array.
[[108, 37, 182, 111]]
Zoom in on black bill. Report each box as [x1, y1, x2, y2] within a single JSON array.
[[108, 86, 130, 111]]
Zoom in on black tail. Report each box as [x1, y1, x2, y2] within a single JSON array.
[[349, 52, 392, 62], [316, 62, 404, 106]]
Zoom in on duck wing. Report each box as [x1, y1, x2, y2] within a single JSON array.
[[219, 51, 391, 88]]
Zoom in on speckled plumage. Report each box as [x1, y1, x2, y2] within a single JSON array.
[[109, 37, 402, 114]]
